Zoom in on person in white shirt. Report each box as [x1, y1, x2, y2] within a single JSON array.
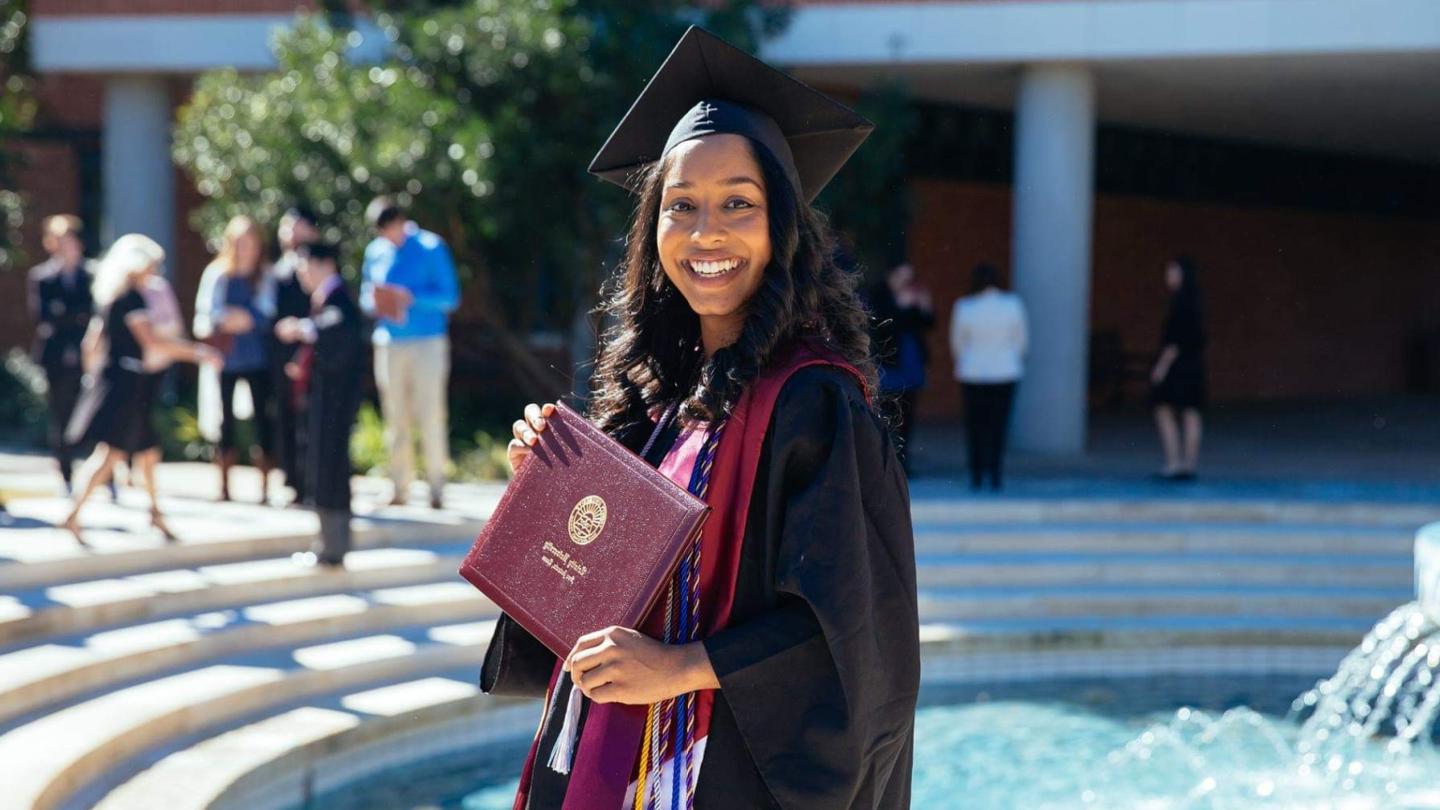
[[949, 263, 1028, 491]]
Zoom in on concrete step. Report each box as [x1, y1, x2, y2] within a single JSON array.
[[0, 621, 493, 810], [908, 497, 1440, 528], [0, 498, 484, 592], [912, 522, 1417, 555], [0, 580, 494, 726], [93, 636, 1363, 810], [915, 552, 1413, 587], [917, 616, 1377, 652], [0, 545, 471, 647], [91, 679, 537, 810], [917, 585, 1409, 621]]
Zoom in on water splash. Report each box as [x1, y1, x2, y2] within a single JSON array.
[[1079, 598, 1440, 808]]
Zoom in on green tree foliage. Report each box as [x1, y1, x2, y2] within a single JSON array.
[[0, 0, 35, 272], [817, 82, 918, 281], [174, 1, 787, 394]]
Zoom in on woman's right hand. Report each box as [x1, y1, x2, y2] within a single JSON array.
[[507, 402, 557, 475]]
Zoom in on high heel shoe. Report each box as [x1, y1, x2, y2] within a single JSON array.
[[61, 514, 91, 549], [150, 509, 179, 543]]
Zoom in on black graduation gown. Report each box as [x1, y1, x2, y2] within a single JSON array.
[[481, 365, 920, 810], [303, 285, 364, 511]]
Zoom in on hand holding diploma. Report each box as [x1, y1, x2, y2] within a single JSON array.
[[502, 400, 720, 706], [564, 625, 719, 705], [506, 401, 556, 473]]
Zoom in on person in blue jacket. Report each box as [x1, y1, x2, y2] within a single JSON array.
[[360, 196, 460, 510]]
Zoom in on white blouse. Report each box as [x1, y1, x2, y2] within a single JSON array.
[[949, 288, 1028, 383]]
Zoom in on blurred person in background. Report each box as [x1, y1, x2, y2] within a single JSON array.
[[27, 215, 95, 493], [868, 261, 934, 473], [1150, 256, 1208, 481], [950, 262, 1028, 492], [270, 206, 321, 504], [276, 241, 363, 568], [360, 195, 458, 510], [61, 235, 221, 545], [194, 215, 278, 503]]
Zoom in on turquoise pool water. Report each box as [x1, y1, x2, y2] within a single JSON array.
[[298, 674, 1440, 810]]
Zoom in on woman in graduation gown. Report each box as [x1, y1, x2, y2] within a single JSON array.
[[481, 27, 920, 810]]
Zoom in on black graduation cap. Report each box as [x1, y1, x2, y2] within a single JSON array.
[[588, 26, 874, 203]]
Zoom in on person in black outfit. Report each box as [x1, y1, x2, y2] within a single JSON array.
[[270, 207, 320, 504], [275, 241, 363, 568], [868, 261, 934, 472], [26, 215, 95, 492], [61, 235, 221, 545], [1150, 255, 1207, 481]]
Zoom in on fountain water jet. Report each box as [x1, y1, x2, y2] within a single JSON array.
[[1079, 523, 1440, 808]]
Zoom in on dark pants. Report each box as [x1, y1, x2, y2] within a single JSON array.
[[962, 381, 1017, 490], [220, 369, 274, 456], [45, 364, 84, 486], [313, 508, 351, 565]]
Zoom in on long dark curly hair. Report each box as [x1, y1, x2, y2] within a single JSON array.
[[588, 138, 876, 438]]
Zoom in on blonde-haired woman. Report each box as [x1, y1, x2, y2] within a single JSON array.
[[61, 235, 221, 545], [193, 216, 277, 502]]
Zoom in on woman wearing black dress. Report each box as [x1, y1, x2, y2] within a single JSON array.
[[61, 235, 221, 545], [1150, 256, 1207, 481]]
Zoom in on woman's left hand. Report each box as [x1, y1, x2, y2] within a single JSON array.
[[565, 626, 717, 705]]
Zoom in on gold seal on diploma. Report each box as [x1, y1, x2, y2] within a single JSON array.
[[568, 496, 607, 546]]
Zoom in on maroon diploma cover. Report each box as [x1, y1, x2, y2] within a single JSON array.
[[458, 402, 710, 657]]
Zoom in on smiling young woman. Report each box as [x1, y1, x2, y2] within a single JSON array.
[[480, 27, 920, 810]]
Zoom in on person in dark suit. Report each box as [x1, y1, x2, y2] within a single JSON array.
[[26, 215, 96, 492], [275, 241, 363, 568], [270, 206, 320, 504]]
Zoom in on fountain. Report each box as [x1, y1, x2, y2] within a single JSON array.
[[1075, 522, 1440, 809], [311, 525, 1440, 809]]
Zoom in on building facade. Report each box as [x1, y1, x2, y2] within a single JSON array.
[[7, 0, 1440, 453]]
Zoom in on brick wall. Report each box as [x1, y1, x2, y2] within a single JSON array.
[[908, 178, 1440, 419]]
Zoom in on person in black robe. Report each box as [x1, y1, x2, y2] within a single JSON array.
[[275, 241, 363, 567], [1149, 256, 1208, 481], [480, 27, 919, 810], [27, 215, 96, 492], [270, 206, 321, 504]]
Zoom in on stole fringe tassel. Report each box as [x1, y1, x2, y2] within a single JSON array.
[[547, 680, 585, 774]]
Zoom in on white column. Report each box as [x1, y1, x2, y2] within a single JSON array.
[[102, 77, 175, 264], [1009, 64, 1095, 455]]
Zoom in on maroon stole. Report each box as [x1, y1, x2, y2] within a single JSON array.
[[508, 338, 868, 810]]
